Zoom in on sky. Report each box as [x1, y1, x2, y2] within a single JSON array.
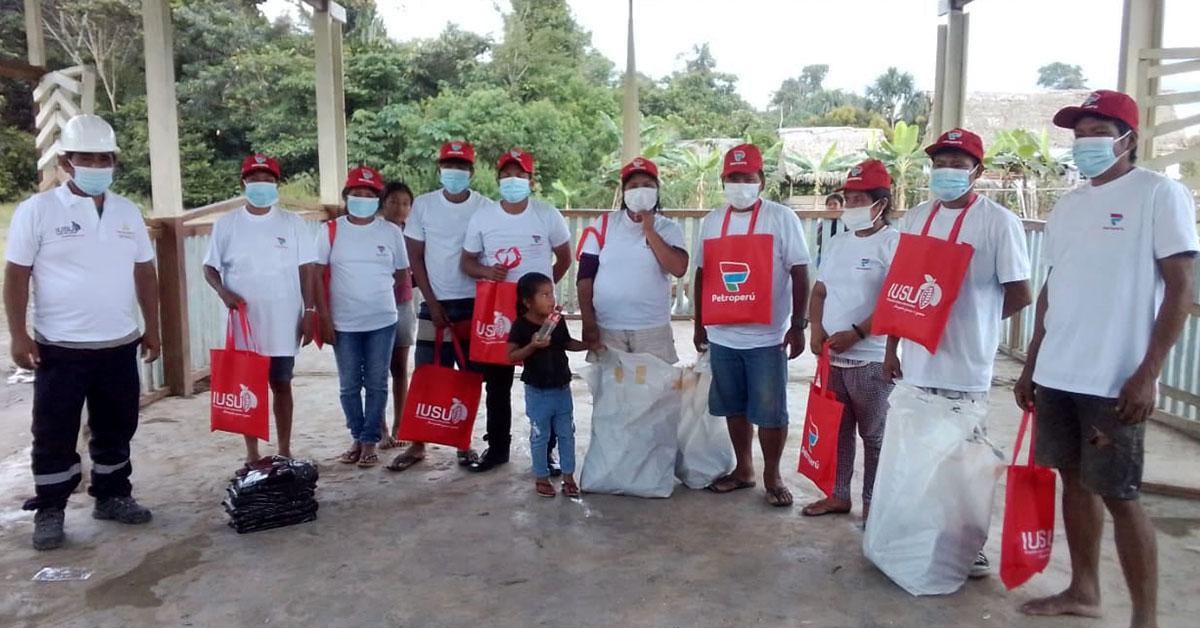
[[265, 0, 1200, 110]]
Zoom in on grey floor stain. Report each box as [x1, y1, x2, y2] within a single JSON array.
[[1152, 516, 1200, 538], [84, 534, 212, 610]]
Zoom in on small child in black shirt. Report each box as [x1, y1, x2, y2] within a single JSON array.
[[508, 273, 586, 498]]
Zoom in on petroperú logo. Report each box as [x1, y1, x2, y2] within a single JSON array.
[[1083, 92, 1101, 107], [212, 384, 259, 416], [376, 245, 388, 256], [947, 130, 962, 140], [800, 423, 821, 469], [55, 221, 83, 237], [275, 237, 288, 248], [416, 397, 470, 425], [1105, 213, 1125, 231], [732, 150, 746, 163], [1020, 529, 1052, 558], [712, 261, 755, 304], [886, 274, 943, 311], [476, 310, 512, 342]]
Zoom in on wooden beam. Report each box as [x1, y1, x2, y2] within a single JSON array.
[[23, 0, 45, 66], [148, 216, 193, 397], [141, 0, 185, 217], [0, 57, 48, 82], [1119, 0, 1164, 93], [313, 9, 345, 206]]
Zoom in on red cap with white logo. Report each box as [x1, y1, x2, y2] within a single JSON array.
[[837, 159, 892, 192], [721, 144, 764, 178], [1052, 90, 1139, 131], [621, 156, 659, 183], [241, 153, 281, 179], [439, 141, 476, 164], [925, 128, 985, 163], [496, 147, 535, 175], [344, 165, 384, 193]]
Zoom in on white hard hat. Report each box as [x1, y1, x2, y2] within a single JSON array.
[[59, 114, 119, 154]]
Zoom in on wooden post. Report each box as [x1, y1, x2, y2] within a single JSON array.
[[940, 9, 969, 133], [23, 0, 45, 66], [314, 8, 347, 207], [931, 24, 947, 138], [620, 0, 640, 163], [1119, 0, 1164, 164], [152, 217, 193, 396]]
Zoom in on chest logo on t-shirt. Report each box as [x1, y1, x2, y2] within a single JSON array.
[[116, 223, 136, 239], [531, 234, 542, 244], [376, 245, 388, 257], [1104, 213, 1125, 231], [54, 221, 83, 238], [275, 237, 288, 249], [857, 257, 871, 270], [494, 246, 522, 268]]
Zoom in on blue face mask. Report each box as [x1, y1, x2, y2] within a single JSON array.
[[71, 165, 114, 197], [346, 196, 380, 218], [929, 167, 976, 202], [1073, 132, 1130, 178], [243, 181, 279, 208], [498, 177, 531, 203], [440, 168, 471, 194]]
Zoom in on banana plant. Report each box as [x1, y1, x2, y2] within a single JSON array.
[[865, 120, 924, 209], [785, 142, 863, 195]]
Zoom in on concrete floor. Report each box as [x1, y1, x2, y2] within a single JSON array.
[[1, 323, 1199, 628]]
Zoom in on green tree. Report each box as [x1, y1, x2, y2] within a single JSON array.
[[866, 67, 918, 126], [642, 44, 769, 139], [1037, 62, 1087, 90]]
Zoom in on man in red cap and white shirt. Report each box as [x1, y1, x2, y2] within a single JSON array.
[[204, 153, 318, 465], [693, 143, 810, 508], [882, 128, 1033, 576], [390, 141, 493, 472], [459, 147, 572, 473], [1014, 90, 1197, 628]]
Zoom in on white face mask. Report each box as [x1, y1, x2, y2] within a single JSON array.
[[723, 183, 760, 210], [623, 187, 658, 212], [840, 200, 881, 232]]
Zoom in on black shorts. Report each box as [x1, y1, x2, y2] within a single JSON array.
[[1033, 385, 1145, 500], [269, 357, 296, 383]]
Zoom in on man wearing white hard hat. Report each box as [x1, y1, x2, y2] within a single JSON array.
[[4, 114, 161, 550]]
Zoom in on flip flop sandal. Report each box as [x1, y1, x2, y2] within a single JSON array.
[[535, 480, 556, 498], [801, 499, 852, 517], [338, 449, 361, 464], [378, 435, 400, 450], [357, 453, 380, 468], [385, 453, 424, 472], [562, 481, 581, 499], [706, 474, 757, 494], [765, 486, 794, 508]]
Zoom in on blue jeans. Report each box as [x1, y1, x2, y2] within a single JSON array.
[[333, 325, 396, 444], [525, 385, 575, 478]]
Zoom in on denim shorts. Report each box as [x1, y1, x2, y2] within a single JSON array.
[[268, 356, 295, 383], [707, 342, 789, 428]]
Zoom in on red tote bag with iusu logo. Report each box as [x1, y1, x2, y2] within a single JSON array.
[[871, 201, 975, 353], [797, 344, 844, 497], [1000, 409, 1057, 590], [701, 203, 774, 326], [469, 248, 522, 365], [397, 331, 483, 450], [210, 304, 271, 441]]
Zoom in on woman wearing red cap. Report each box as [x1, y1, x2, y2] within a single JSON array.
[[577, 157, 689, 362], [803, 159, 899, 521], [314, 166, 410, 468]]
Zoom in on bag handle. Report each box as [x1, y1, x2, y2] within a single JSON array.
[[720, 201, 762, 237], [814, 342, 833, 390], [225, 303, 258, 353], [920, 197, 974, 243], [431, 325, 469, 369], [574, 212, 609, 261], [1011, 409, 1037, 467]]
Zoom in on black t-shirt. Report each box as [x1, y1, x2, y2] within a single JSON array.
[[508, 316, 573, 389]]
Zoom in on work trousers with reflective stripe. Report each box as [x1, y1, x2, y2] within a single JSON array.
[[24, 340, 141, 511]]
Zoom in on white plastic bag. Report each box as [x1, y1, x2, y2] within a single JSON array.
[[580, 349, 680, 498], [863, 384, 1005, 596], [675, 354, 735, 489]]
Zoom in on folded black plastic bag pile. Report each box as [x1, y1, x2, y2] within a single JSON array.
[[223, 456, 319, 534]]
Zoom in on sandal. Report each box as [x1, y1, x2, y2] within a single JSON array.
[[378, 434, 400, 450], [535, 479, 556, 498], [706, 474, 756, 494], [357, 452, 380, 468], [457, 449, 479, 467], [562, 480, 580, 499], [385, 452, 424, 472], [801, 498, 851, 517], [765, 485, 794, 508], [337, 448, 361, 464]]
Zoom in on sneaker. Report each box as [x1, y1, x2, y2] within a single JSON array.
[[93, 496, 153, 524], [32, 508, 66, 551], [968, 551, 990, 579]]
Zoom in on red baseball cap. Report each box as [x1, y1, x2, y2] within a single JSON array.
[[621, 156, 659, 182], [1053, 90, 1139, 131], [496, 147, 535, 175], [721, 144, 764, 178], [344, 165, 384, 193], [241, 153, 281, 179], [438, 140, 475, 164], [837, 159, 892, 192], [925, 128, 985, 163]]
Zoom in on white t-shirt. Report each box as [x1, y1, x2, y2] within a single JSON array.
[[1034, 168, 1199, 398], [463, 198, 570, 283], [5, 185, 155, 343], [896, 196, 1031, 392], [817, 226, 901, 363], [316, 216, 410, 333], [203, 206, 317, 357], [405, 189, 490, 300], [696, 200, 812, 349], [582, 210, 687, 330]]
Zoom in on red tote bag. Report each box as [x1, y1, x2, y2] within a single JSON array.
[[210, 304, 271, 441], [470, 279, 519, 365], [1000, 409, 1057, 590], [797, 344, 845, 496], [397, 331, 483, 450], [701, 204, 774, 326], [871, 202, 975, 354]]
